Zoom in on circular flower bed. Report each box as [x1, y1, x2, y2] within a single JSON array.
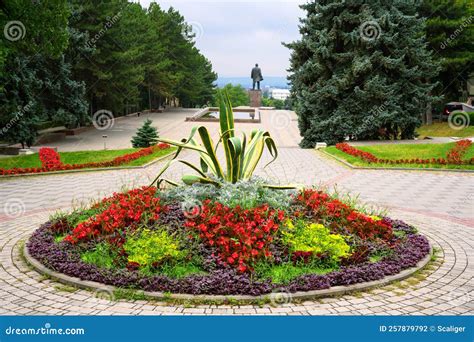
[[27, 181, 430, 296]]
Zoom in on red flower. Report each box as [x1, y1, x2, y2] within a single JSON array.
[[336, 143, 379, 163], [39, 148, 62, 169], [295, 189, 393, 241], [446, 139, 472, 164], [237, 264, 247, 273], [185, 201, 285, 272], [126, 261, 140, 271], [64, 187, 165, 244]]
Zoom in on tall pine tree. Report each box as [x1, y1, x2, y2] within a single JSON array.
[[420, 0, 474, 103], [286, 0, 440, 146]]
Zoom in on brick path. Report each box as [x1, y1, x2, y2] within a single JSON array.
[[0, 111, 473, 315]]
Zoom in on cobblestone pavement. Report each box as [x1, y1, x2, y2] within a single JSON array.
[[0, 116, 473, 315], [29, 108, 301, 152]]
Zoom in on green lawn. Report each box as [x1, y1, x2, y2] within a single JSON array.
[[0, 147, 175, 170], [417, 122, 474, 138], [325, 142, 474, 170]]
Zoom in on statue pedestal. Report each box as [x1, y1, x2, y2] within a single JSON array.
[[248, 90, 262, 108]]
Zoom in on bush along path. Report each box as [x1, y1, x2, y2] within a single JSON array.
[[131, 119, 159, 148], [0, 143, 172, 176], [335, 140, 473, 166]]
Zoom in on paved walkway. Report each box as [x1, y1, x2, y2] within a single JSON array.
[[0, 111, 473, 315], [31, 108, 301, 152]]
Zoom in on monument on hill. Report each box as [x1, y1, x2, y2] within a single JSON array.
[[249, 63, 263, 107]]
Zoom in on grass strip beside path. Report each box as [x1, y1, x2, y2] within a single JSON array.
[[416, 123, 474, 138], [325, 142, 474, 170], [0, 147, 176, 170]]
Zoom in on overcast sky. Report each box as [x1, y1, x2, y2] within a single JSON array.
[[137, 0, 305, 77]]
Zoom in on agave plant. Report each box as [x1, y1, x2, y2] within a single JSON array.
[[151, 90, 290, 188]]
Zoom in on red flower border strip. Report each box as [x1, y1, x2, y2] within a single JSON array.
[[0, 143, 171, 176], [335, 143, 379, 163], [39, 147, 62, 169], [335, 140, 473, 166], [446, 139, 472, 164]]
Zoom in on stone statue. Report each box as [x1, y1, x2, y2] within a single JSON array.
[[251, 63, 263, 90]]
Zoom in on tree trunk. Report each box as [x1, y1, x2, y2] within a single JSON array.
[[148, 85, 152, 110], [425, 102, 432, 125]]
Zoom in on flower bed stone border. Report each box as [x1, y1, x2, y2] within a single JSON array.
[[23, 235, 432, 303], [319, 149, 474, 173]]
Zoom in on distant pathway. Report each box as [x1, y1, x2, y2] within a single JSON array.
[[0, 112, 473, 315]]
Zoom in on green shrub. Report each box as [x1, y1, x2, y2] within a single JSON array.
[[81, 242, 119, 269], [54, 234, 67, 243], [261, 97, 285, 109], [254, 261, 335, 283], [123, 229, 185, 268], [160, 183, 218, 204], [50, 201, 111, 229], [212, 84, 249, 107], [159, 263, 206, 279], [65, 207, 104, 227], [131, 119, 159, 148], [215, 179, 296, 210], [161, 179, 296, 211], [281, 219, 351, 262], [368, 246, 394, 263]]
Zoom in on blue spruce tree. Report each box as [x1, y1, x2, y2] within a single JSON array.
[[286, 0, 440, 146]]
